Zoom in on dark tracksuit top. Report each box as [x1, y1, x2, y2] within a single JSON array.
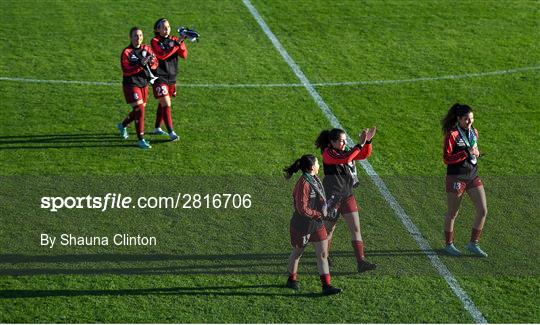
[[322, 142, 372, 197], [120, 44, 158, 87], [290, 176, 325, 236], [443, 128, 479, 179], [151, 35, 188, 84]]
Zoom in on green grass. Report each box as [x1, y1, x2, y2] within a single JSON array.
[[1, 0, 539, 323]]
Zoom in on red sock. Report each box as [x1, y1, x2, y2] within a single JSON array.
[[163, 105, 173, 132], [155, 104, 164, 129], [123, 103, 146, 140], [131, 104, 145, 140], [445, 231, 454, 245], [121, 115, 132, 127], [351, 240, 365, 262], [288, 273, 297, 282], [470, 228, 482, 243], [320, 274, 331, 287]]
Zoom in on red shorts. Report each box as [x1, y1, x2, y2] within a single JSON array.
[[152, 83, 177, 98], [337, 195, 359, 215], [445, 176, 483, 196], [123, 85, 148, 104], [290, 223, 327, 248]]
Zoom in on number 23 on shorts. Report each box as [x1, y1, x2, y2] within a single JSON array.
[[157, 85, 168, 96]]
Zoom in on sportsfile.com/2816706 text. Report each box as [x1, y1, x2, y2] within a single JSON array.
[[40, 193, 252, 212]]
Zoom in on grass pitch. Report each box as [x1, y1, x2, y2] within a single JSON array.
[[0, 0, 539, 323]]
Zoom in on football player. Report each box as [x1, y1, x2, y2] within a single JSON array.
[[117, 27, 158, 149], [315, 127, 378, 273], [442, 103, 488, 257], [149, 18, 188, 141], [284, 155, 342, 295]]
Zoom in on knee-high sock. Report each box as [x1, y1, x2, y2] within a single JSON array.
[[320, 274, 331, 287], [130, 104, 145, 140], [445, 231, 454, 245], [351, 240, 365, 262], [155, 103, 164, 129], [122, 104, 143, 129], [163, 105, 173, 133], [470, 228, 482, 243], [288, 273, 297, 282]]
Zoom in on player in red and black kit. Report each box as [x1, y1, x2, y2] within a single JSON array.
[[442, 103, 488, 257], [117, 27, 158, 149], [284, 154, 342, 295], [149, 18, 188, 141], [315, 127, 377, 273]]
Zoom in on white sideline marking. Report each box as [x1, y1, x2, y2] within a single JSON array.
[[242, 0, 488, 323], [314, 65, 540, 86], [0, 65, 537, 89]]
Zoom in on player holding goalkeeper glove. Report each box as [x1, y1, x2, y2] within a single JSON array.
[[283, 155, 342, 295], [117, 27, 158, 149], [315, 127, 377, 273], [150, 18, 188, 141]]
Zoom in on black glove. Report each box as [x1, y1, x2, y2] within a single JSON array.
[[324, 207, 339, 222], [161, 38, 180, 50]]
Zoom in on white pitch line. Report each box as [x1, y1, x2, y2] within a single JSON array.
[[312, 65, 540, 86], [242, 0, 488, 323], [0, 65, 537, 89], [0, 77, 117, 86]]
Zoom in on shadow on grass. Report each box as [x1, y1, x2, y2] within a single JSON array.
[[0, 132, 172, 149], [0, 249, 437, 264], [0, 249, 447, 276], [0, 284, 322, 299]]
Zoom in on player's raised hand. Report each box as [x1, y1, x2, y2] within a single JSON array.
[[366, 127, 377, 141], [358, 129, 368, 146]]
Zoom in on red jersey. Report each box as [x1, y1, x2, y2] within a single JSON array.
[[151, 35, 188, 84], [120, 44, 158, 87], [322, 143, 372, 196], [443, 128, 479, 178]]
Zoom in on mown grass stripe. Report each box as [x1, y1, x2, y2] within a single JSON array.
[[242, 0, 488, 323]]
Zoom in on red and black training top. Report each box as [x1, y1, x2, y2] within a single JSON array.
[[151, 35, 188, 84], [322, 143, 372, 197], [120, 44, 158, 87], [443, 128, 478, 178], [292, 176, 324, 220], [290, 175, 326, 241]]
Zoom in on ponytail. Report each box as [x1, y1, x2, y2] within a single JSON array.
[[283, 154, 317, 180], [315, 128, 345, 152], [441, 103, 473, 134]]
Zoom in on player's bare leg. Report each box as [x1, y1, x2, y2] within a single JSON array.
[[444, 192, 462, 255], [314, 240, 342, 295], [343, 211, 376, 272], [286, 246, 304, 290], [465, 185, 488, 257]]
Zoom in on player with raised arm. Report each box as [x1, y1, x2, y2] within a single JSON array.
[[315, 127, 377, 272], [117, 27, 158, 149], [442, 103, 488, 257], [150, 18, 188, 141]]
